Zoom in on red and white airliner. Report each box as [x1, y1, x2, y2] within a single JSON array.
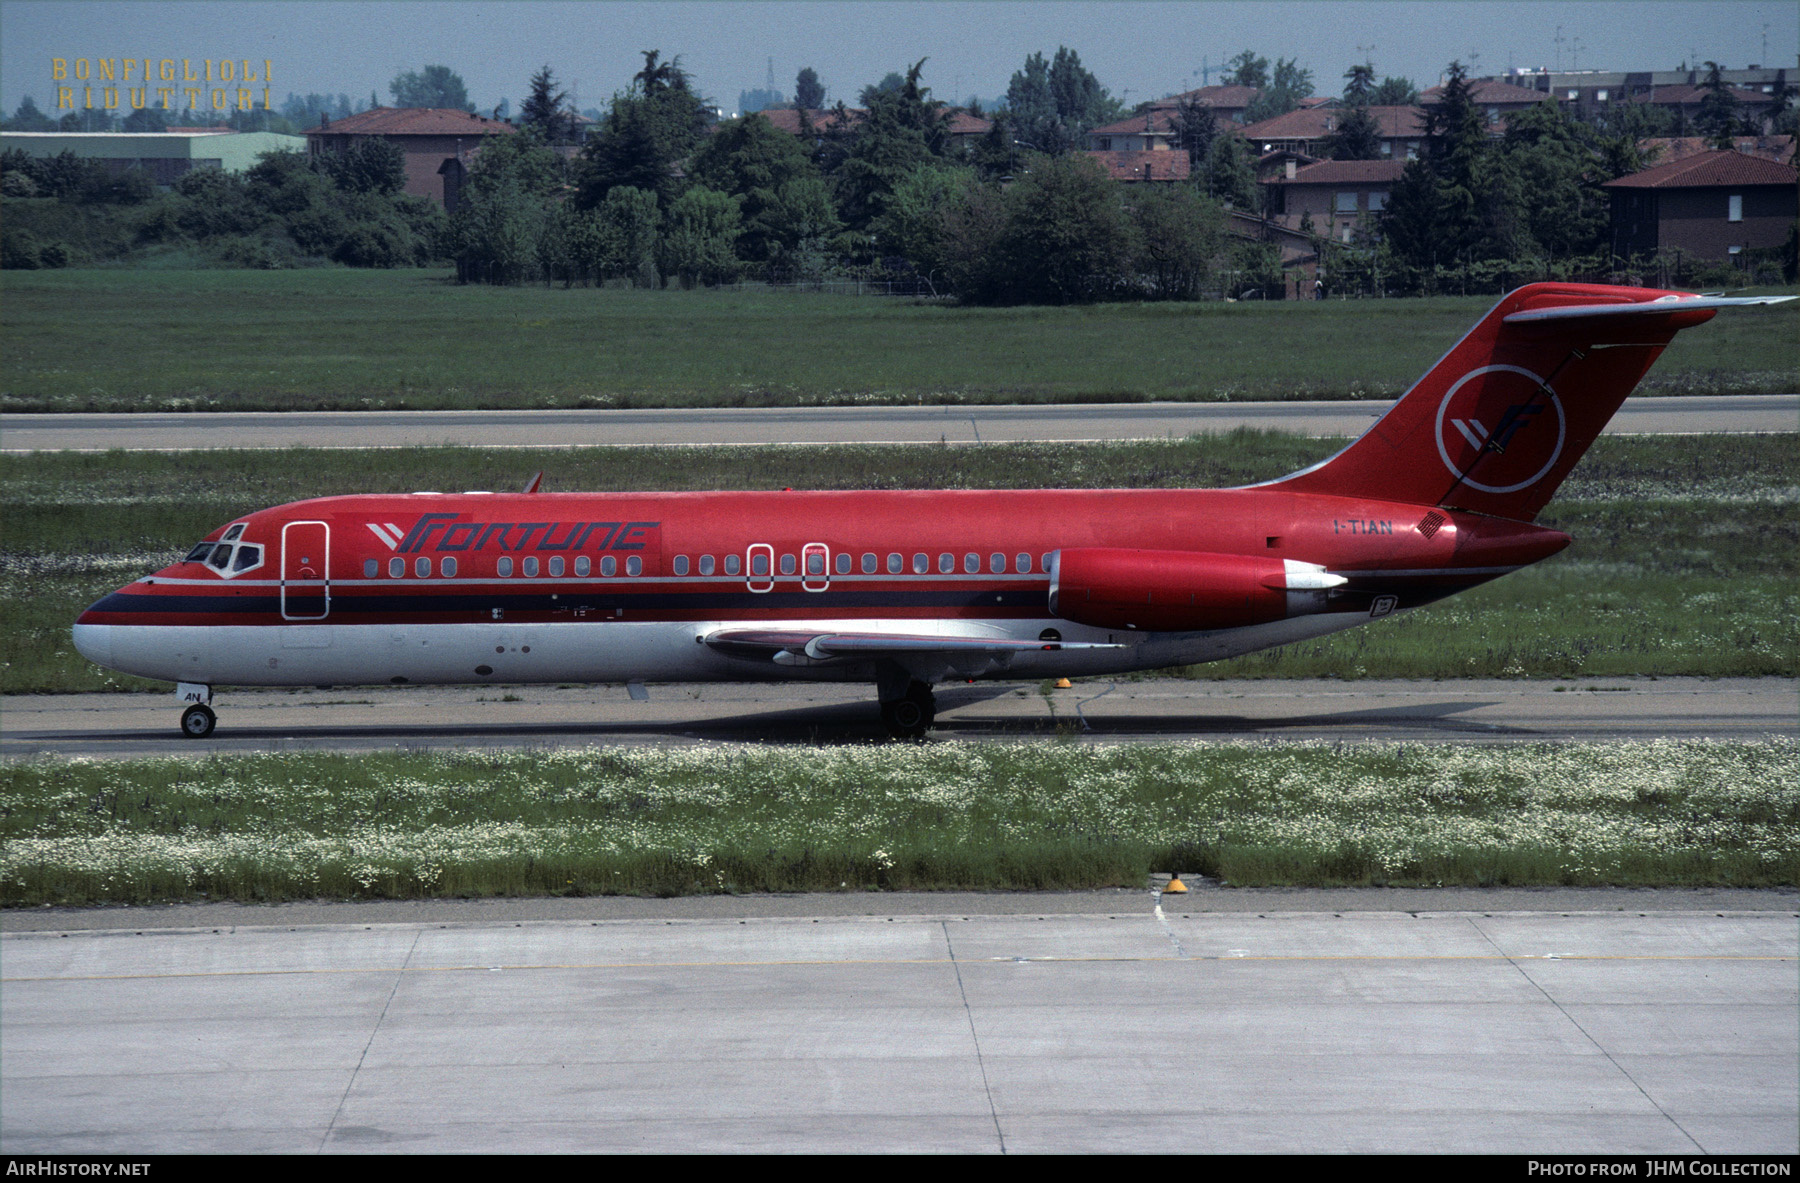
[[73, 283, 1789, 737]]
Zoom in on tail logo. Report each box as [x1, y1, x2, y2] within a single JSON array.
[[1434, 365, 1566, 495]]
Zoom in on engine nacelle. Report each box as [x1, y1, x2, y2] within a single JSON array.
[[1049, 548, 1345, 632]]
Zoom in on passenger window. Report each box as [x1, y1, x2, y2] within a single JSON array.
[[364, 559, 378, 579], [416, 556, 431, 578], [498, 556, 513, 577], [1041, 553, 1052, 573], [780, 554, 797, 576], [938, 553, 954, 574], [1017, 552, 1032, 573], [443, 556, 458, 578], [626, 555, 642, 576], [835, 552, 851, 575], [807, 552, 825, 576], [522, 556, 539, 577], [547, 556, 561, 577], [725, 554, 741, 576], [575, 555, 590, 576], [232, 546, 261, 573], [673, 555, 689, 576], [964, 553, 979, 574], [699, 554, 715, 576], [391, 557, 406, 578], [751, 553, 769, 576], [862, 553, 877, 574], [912, 553, 928, 574], [888, 553, 903, 574], [601, 555, 616, 576], [990, 552, 1006, 573]]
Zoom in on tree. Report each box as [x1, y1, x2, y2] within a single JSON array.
[[1379, 62, 1507, 286], [1695, 62, 1749, 147], [831, 60, 948, 230], [688, 113, 837, 267], [448, 130, 565, 283], [859, 72, 907, 106], [795, 67, 825, 109], [1128, 184, 1226, 298], [1370, 76, 1419, 106], [1499, 101, 1609, 260], [122, 105, 168, 132], [1324, 103, 1383, 160], [5, 95, 56, 131], [1227, 50, 1270, 89], [317, 137, 406, 196], [1005, 46, 1124, 155], [1199, 132, 1257, 209], [737, 87, 783, 114], [993, 152, 1133, 303], [1171, 94, 1218, 169], [389, 65, 475, 111], [521, 65, 576, 143], [1243, 58, 1314, 123], [1342, 63, 1376, 104], [658, 185, 742, 286], [578, 51, 712, 209]]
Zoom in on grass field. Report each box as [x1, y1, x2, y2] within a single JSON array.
[[3, 739, 1792, 905], [3, 269, 1795, 412], [3, 432, 1793, 692]]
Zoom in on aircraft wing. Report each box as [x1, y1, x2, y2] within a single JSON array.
[[703, 628, 1123, 667]]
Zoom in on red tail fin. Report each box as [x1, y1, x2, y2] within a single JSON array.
[[1262, 283, 1784, 522]]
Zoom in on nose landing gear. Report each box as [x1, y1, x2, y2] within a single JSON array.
[[177, 682, 215, 738]]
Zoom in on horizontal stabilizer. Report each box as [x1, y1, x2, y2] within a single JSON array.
[[1503, 294, 1795, 323]]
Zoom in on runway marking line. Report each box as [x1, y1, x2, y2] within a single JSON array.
[[5, 952, 1791, 984]]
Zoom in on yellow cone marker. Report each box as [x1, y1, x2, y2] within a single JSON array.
[[1055, 677, 1072, 689], [1163, 873, 1188, 894]]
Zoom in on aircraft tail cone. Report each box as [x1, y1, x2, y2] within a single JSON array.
[[1162, 873, 1188, 895]]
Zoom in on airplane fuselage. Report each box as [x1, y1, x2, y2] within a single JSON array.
[[74, 486, 1567, 691]]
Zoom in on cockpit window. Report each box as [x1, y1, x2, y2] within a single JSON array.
[[232, 545, 262, 572], [222, 524, 245, 542], [208, 544, 233, 569]]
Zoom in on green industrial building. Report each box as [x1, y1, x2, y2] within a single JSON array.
[[0, 130, 305, 185]]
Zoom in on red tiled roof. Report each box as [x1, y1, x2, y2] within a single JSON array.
[[1242, 105, 1425, 140], [944, 109, 993, 136], [302, 107, 517, 137], [1603, 149, 1798, 188], [1091, 110, 1180, 137], [1640, 135, 1796, 167], [1083, 150, 1191, 181], [1274, 159, 1408, 185], [1422, 78, 1549, 104], [754, 107, 865, 135], [1147, 85, 1261, 110]]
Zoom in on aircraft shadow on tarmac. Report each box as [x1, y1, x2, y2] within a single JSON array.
[[48, 690, 1524, 748]]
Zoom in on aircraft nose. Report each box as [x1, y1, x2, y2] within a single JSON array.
[[72, 622, 114, 668]]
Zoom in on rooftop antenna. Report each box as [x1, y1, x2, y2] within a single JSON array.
[[1569, 37, 1584, 73], [1553, 26, 1565, 73], [766, 56, 775, 89]]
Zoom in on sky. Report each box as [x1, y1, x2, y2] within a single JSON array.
[[3, 0, 1795, 118]]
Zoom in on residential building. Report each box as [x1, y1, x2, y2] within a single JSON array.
[[0, 129, 304, 185], [1082, 149, 1191, 182], [1240, 106, 1427, 159], [1263, 158, 1408, 243], [1419, 78, 1549, 128], [1087, 109, 1180, 153], [303, 106, 516, 208], [1604, 150, 1798, 262]]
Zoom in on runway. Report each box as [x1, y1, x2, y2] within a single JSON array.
[[3, 677, 1793, 759], [3, 897, 1794, 1153], [3, 394, 1795, 452]]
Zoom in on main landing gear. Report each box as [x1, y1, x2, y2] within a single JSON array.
[[878, 679, 936, 739]]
